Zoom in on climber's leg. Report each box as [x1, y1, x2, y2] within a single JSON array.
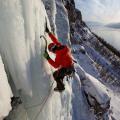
[[53, 68, 66, 91]]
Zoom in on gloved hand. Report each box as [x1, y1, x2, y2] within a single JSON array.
[[43, 51, 50, 60], [45, 26, 50, 33]]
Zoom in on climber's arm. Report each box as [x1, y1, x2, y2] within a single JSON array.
[[48, 59, 60, 69], [48, 33, 61, 46]]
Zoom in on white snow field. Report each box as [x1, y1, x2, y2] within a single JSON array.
[[73, 45, 120, 120], [0, 55, 13, 120]]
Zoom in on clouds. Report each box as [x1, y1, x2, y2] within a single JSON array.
[[75, 0, 120, 23]]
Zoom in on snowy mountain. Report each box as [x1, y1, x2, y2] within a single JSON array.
[[0, 0, 120, 120]]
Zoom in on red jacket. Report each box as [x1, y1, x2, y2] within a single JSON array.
[[48, 33, 73, 69]]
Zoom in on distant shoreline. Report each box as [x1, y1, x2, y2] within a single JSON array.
[[106, 23, 120, 29], [92, 32, 120, 58]]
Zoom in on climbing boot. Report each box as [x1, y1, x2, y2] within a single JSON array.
[[54, 86, 65, 92], [54, 81, 65, 92]]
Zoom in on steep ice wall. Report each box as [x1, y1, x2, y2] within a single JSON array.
[[43, 0, 71, 45], [0, 55, 13, 119], [0, 0, 32, 95], [43, 0, 56, 34], [0, 0, 72, 120], [55, 0, 71, 45]]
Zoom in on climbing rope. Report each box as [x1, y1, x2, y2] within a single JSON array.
[[18, 24, 54, 120], [40, 34, 54, 75], [19, 82, 54, 120], [25, 82, 54, 110], [31, 82, 54, 120]]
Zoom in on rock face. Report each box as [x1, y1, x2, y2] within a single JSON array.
[[75, 63, 111, 120], [63, 0, 82, 23], [83, 73, 110, 119], [63, 0, 92, 44], [63, 0, 112, 119]]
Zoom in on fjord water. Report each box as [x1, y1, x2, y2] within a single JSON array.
[[90, 25, 120, 51]]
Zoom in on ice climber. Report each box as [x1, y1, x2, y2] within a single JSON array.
[[43, 28, 75, 92]]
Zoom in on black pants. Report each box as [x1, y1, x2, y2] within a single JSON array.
[[53, 66, 75, 89]]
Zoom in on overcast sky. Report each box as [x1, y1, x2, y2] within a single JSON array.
[[75, 0, 120, 24]]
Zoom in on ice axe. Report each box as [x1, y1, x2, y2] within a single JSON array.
[[40, 35, 48, 52]]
